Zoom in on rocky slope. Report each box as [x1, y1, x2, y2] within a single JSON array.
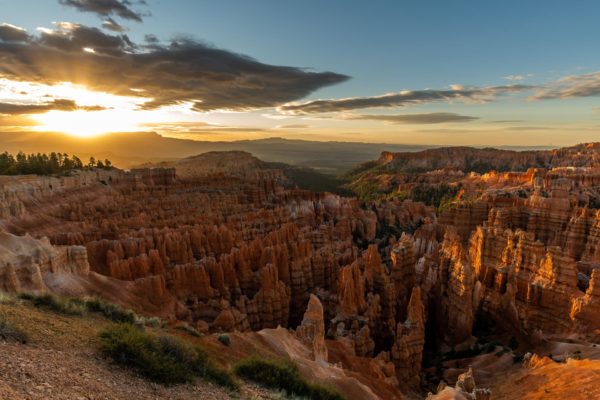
[[2, 144, 600, 399], [142, 150, 348, 194], [374, 142, 600, 174]]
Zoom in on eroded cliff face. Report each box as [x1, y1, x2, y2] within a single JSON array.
[[0, 230, 89, 293], [375, 142, 600, 173], [2, 146, 600, 398], [435, 172, 600, 339]]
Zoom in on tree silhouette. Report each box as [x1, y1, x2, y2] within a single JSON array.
[[0, 152, 114, 175]]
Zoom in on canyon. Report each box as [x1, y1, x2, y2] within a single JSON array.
[[2, 144, 600, 399]]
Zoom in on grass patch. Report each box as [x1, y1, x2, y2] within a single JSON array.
[[17, 293, 163, 327], [235, 357, 344, 400], [136, 315, 164, 329], [83, 297, 136, 323], [0, 315, 29, 344], [18, 293, 86, 315], [99, 323, 237, 389]]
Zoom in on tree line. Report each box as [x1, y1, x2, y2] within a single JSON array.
[[0, 151, 112, 175]]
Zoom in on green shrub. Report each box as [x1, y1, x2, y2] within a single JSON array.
[[84, 297, 136, 323], [235, 357, 344, 400], [218, 333, 231, 346], [136, 315, 164, 329], [18, 293, 86, 315], [0, 316, 29, 343], [18, 294, 163, 327], [99, 323, 237, 389]]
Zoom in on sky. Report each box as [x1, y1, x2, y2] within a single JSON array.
[[1, 0, 600, 146]]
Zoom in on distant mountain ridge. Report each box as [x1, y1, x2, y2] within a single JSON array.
[[0, 131, 555, 174]]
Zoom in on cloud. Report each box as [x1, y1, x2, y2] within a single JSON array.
[[0, 24, 348, 112], [346, 112, 478, 124], [34, 22, 135, 55], [58, 0, 146, 22], [504, 75, 525, 81], [0, 23, 31, 42], [101, 18, 127, 32], [503, 126, 555, 131], [278, 85, 530, 114], [141, 121, 268, 136], [0, 99, 107, 114], [531, 71, 600, 100], [277, 124, 310, 129]]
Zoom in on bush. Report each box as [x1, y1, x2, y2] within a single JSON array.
[[218, 333, 231, 346], [18, 294, 163, 327], [136, 316, 164, 329], [18, 293, 86, 315], [99, 323, 237, 389], [84, 297, 136, 323], [235, 357, 344, 400], [0, 316, 29, 343]]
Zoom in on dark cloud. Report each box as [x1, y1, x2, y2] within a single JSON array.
[[58, 0, 145, 22], [347, 112, 478, 124], [144, 34, 159, 44], [37, 22, 134, 55], [102, 18, 127, 32], [531, 71, 600, 100], [279, 85, 530, 114], [0, 99, 107, 114], [0, 27, 348, 112], [0, 23, 31, 43]]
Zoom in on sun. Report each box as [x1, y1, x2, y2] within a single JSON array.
[[0, 79, 155, 137], [33, 109, 142, 137]]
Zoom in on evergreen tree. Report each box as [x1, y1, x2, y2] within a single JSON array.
[[0, 152, 113, 176]]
